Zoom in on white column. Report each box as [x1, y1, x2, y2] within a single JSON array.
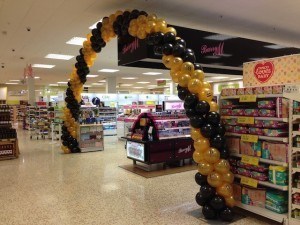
[[106, 76, 116, 93], [27, 77, 35, 105], [169, 81, 176, 95]]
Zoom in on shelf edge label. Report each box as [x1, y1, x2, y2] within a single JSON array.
[[240, 176, 258, 188], [239, 95, 257, 102], [237, 117, 255, 124], [241, 134, 258, 143], [241, 154, 259, 166]]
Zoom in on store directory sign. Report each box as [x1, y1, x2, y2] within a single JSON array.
[[126, 141, 145, 162]]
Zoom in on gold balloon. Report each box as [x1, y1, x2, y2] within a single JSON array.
[[137, 29, 147, 39], [154, 21, 167, 32], [145, 20, 156, 33], [191, 70, 205, 81], [203, 147, 220, 164], [165, 27, 177, 35], [194, 138, 210, 152], [61, 145, 70, 154], [214, 159, 231, 174], [193, 151, 205, 163], [170, 71, 181, 83], [217, 183, 233, 198], [209, 101, 219, 112], [71, 130, 77, 138], [178, 73, 191, 87], [162, 55, 174, 68], [225, 195, 236, 208], [198, 161, 214, 175], [222, 171, 234, 184], [137, 15, 147, 24], [188, 78, 203, 94], [202, 81, 212, 89], [190, 128, 204, 141], [181, 62, 194, 75], [198, 88, 213, 101], [171, 57, 183, 71], [207, 171, 223, 188], [147, 14, 157, 21]]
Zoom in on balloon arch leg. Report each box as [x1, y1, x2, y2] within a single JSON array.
[[60, 9, 234, 221]]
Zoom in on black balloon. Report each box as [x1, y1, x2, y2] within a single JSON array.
[[202, 204, 217, 220], [184, 93, 198, 106], [220, 207, 234, 222], [200, 184, 216, 199], [196, 192, 209, 206], [219, 146, 230, 159], [177, 84, 184, 91], [195, 101, 210, 115], [215, 123, 226, 136], [116, 15, 123, 24], [201, 123, 215, 138], [153, 45, 163, 54], [172, 44, 185, 57], [194, 63, 203, 71], [190, 115, 205, 128], [162, 43, 173, 55], [62, 141, 68, 146], [206, 111, 221, 125], [164, 32, 176, 43], [210, 134, 226, 149], [175, 38, 186, 48], [195, 172, 207, 186], [209, 195, 226, 211], [178, 88, 189, 100], [146, 34, 155, 45], [185, 108, 196, 118], [153, 32, 164, 45], [183, 52, 196, 63], [96, 21, 102, 30]]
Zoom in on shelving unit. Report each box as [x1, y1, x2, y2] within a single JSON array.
[[77, 124, 104, 152], [98, 107, 117, 136], [231, 153, 288, 166], [222, 115, 288, 122], [226, 132, 289, 143]]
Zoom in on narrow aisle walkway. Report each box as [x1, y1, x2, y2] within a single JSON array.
[[0, 129, 268, 225]]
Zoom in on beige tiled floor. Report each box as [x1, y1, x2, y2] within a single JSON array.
[[0, 129, 274, 225]]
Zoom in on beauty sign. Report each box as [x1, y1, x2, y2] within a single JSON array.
[[163, 101, 184, 110]]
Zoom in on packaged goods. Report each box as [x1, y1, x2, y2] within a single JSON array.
[[265, 200, 288, 213], [263, 129, 288, 137], [263, 86, 273, 94], [268, 166, 288, 186], [262, 142, 288, 162], [249, 127, 264, 135], [258, 109, 276, 117], [248, 120, 264, 128], [240, 140, 262, 157], [276, 98, 289, 118], [237, 88, 245, 95], [244, 87, 254, 95], [254, 87, 264, 94], [272, 85, 284, 94], [234, 126, 248, 134], [226, 137, 240, 154], [262, 120, 288, 129], [266, 190, 288, 206], [258, 100, 276, 109], [233, 183, 242, 201], [242, 186, 266, 208], [232, 109, 245, 116], [244, 109, 259, 116]]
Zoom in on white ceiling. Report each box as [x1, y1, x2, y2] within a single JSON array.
[[0, 0, 300, 90]]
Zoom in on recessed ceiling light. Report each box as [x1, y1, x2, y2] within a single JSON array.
[[86, 75, 99, 78], [98, 69, 119, 73], [120, 84, 133, 87], [5, 82, 18, 85], [45, 54, 74, 60], [133, 87, 143, 89], [122, 77, 137, 80], [57, 81, 68, 84], [210, 76, 229, 80], [142, 72, 162, 75], [89, 19, 103, 29], [204, 34, 235, 41], [9, 80, 20, 82], [92, 83, 103, 86], [230, 78, 243, 81], [32, 64, 55, 68], [66, 37, 87, 46], [155, 78, 171, 81], [34, 76, 40, 79], [264, 45, 287, 49], [137, 81, 150, 84], [49, 84, 59, 86]]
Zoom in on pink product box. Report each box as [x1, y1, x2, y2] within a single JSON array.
[[244, 109, 259, 116], [234, 126, 248, 134], [263, 129, 288, 137], [258, 100, 276, 109], [237, 88, 245, 95], [232, 109, 245, 116], [259, 109, 276, 117], [249, 120, 264, 128], [221, 109, 233, 116], [227, 88, 237, 96], [262, 142, 288, 163], [263, 86, 273, 94], [276, 98, 289, 118], [244, 87, 254, 95], [254, 87, 264, 94], [249, 127, 264, 135], [262, 120, 288, 129], [272, 85, 284, 94]]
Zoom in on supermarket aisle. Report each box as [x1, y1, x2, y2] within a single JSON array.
[[0, 129, 270, 225]]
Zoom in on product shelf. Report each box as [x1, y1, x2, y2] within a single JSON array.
[[292, 167, 300, 174], [234, 174, 288, 191], [159, 134, 190, 139], [292, 204, 300, 210], [226, 132, 289, 143], [230, 153, 288, 166], [154, 118, 189, 122], [158, 126, 190, 130], [235, 201, 287, 223], [292, 131, 300, 136], [292, 147, 300, 153], [221, 94, 284, 100], [0, 138, 16, 142], [292, 187, 300, 193], [222, 115, 288, 122], [293, 115, 300, 121]]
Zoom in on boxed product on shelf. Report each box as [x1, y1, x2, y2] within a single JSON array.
[[223, 118, 238, 126], [268, 166, 288, 186], [245, 87, 254, 95], [263, 86, 273, 94], [244, 109, 259, 116], [249, 120, 263, 128], [258, 109, 276, 117], [237, 88, 245, 95], [234, 126, 248, 134], [240, 140, 262, 157], [225, 125, 235, 132], [226, 137, 240, 154], [292, 193, 300, 205], [258, 100, 276, 109], [221, 109, 233, 116], [242, 186, 266, 208], [262, 120, 288, 129], [232, 109, 245, 116], [276, 97, 289, 118], [262, 142, 288, 162], [293, 100, 300, 115], [262, 128, 288, 137], [272, 85, 284, 94], [236, 167, 268, 181], [249, 127, 264, 135], [221, 100, 234, 108], [254, 87, 264, 94], [233, 183, 242, 201], [265, 190, 288, 214]]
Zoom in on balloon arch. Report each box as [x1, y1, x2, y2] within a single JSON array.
[[60, 9, 235, 221]]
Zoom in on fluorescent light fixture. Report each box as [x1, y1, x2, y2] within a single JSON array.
[[34, 76, 40, 79], [92, 83, 103, 86], [264, 45, 287, 49], [204, 55, 221, 59], [142, 72, 162, 75], [122, 77, 137, 80], [148, 85, 157, 87], [5, 82, 18, 85], [49, 84, 58, 86], [120, 84, 133, 87], [89, 19, 103, 29], [86, 75, 99, 78], [66, 37, 87, 46], [9, 80, 20, 82], [98, 69, 119, 73], [133, 87, 143, 89], [32, 64, 55, 68], [57, 81, 68, 84], [211, 76, 229, 80], [35, 90, 42, 91], [83, 85, 91, 88], [137, 81, 150, 84], [204, 34, 234, 41], [45, 54, 74, 60], [155, 78, 171, 81], [249, 57, 265, 61], [206, 80, 213, 83], [230, 77, 243, 81], [98, 80, 106, 83]]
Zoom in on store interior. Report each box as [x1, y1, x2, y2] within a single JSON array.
[[1, 1, 300, 225]]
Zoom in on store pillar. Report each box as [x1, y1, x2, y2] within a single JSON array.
[[169, 82, 176, 95], [27, 76, 35, 105], [106, 76, 116, 93]]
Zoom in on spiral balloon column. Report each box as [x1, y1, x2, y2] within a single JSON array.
[[61, 9, 235, 221]]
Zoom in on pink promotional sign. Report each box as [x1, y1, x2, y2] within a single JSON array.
[[163, 101, 184, 110]]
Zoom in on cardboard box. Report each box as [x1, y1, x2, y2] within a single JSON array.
[[240, 140, 262, 157], [243, 54, 300, 87], [262, 142, 288, 163], [233, 183, 242, 201], [226, 137, 240, 154], [241, 186, 266, 208]]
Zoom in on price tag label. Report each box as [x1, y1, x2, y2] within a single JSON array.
[[241, 134, 258, 143], [241, 155, 259, 166], [240, 176, 258, 188], [237, 117, 255, 124], [239, 95, 257, 102]]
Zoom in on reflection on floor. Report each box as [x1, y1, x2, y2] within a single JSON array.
[[0, 129, 275, 225]]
